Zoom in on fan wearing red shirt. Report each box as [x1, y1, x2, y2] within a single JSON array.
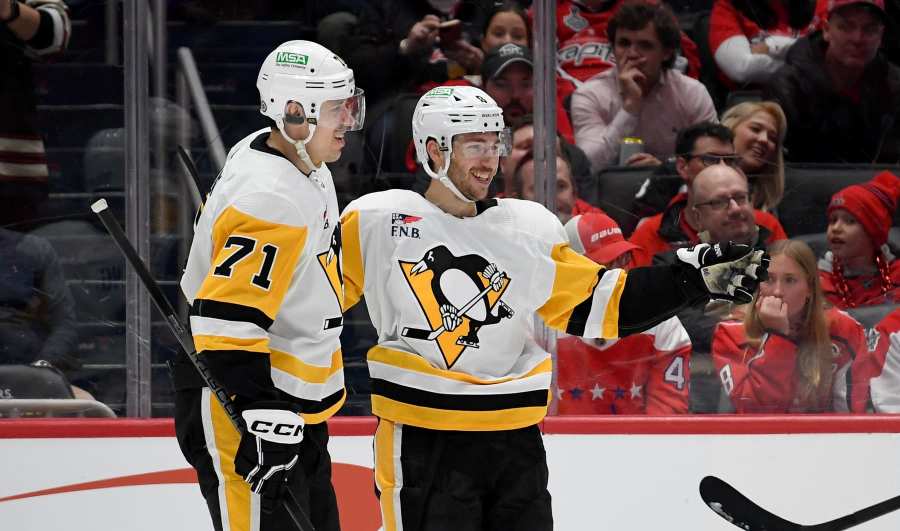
[[557, 212, 691, 414], [713, 240, 867, 413], [709, 0, 822, 87], [819, 170, 900, 309], [848, 308, 900, 413]]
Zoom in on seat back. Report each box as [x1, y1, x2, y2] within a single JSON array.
[[0, 365, 74, 399]]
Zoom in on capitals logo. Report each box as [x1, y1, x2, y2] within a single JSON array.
[[399, 245, 514, 368], [391, 213, 422, 239]]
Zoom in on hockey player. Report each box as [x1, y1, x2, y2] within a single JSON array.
[[848, 308, 900, 413], [713, 240, 867, 414], [557, 212, 691, 415], [176, 40, 364, 531], [339, 85, 767, 530]]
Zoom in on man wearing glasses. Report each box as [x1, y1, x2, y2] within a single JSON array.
[[630, 122, 786, 266]]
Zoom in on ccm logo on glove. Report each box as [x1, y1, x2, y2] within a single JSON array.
[[242, 408, 305, 444]]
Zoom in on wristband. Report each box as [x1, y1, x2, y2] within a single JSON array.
[[1, 0, 20, 23]]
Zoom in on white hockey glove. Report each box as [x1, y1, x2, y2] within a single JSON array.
[[235, 401, 304, 512], [676, 242, 769, 304]]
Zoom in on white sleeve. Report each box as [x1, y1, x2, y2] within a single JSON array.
[[870, 331, 900, 413], [763, 35, 798, 61], [713, 35, 784, 85], [25, 0, 71, 56]]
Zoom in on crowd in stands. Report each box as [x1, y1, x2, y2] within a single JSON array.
[[2, 0, 899, 417]]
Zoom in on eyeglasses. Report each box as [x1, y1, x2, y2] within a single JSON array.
[[694, 192, 750, 211], [683, 153, 743, 168]]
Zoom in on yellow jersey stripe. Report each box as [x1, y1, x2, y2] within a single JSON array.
[[367, 345, 552, 385], [340, 209, 364, 311], [536, 243, 602, 332], [602, 269, 627, 338], [301, 388, 346, 425], [372, 394, 549, 431], [270, 348, 344, 385], [194, 334, 269, 354]]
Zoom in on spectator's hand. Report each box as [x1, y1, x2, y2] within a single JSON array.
[[617, 56, 646, 114], [404, 15, 441, 55], [757, 295, 790, 335], [676, 243, 769, 304], [626, 153, 662, 167], [750, 41, 769, 55], [443, 40, 484, 73], [0, 1, 10, 20], [235, 402, 304, 513]]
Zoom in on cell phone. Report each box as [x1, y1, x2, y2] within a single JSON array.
[[438, 19, 462, 48]]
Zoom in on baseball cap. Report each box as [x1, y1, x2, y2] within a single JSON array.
[[481, 43, 533, 82], [564, 213, 642, 266], [827, 0, 885, 17]]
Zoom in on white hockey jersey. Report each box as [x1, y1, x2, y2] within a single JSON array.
[[181, 129, 345, 424], [341, 190, 627, 431]]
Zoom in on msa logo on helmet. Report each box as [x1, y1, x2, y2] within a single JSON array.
[[276, 52, 309, 66], [426, 87, 454, 98]]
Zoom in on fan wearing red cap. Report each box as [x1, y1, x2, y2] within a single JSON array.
[[819, 170, 900, 308], [556, 213, 692, 414]]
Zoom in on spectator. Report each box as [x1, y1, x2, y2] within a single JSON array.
[[481, 43, 576, 143], [0, 227, 78, 374], [712, 239, 867, 413], [479, 2, 530, 54], [848, 307, 900, 413], [764, 0, 900, 163], [344, 1, 484, 107], [512, 150, 603, 224], [819, 170, 900, 308], [631, 121, 736, 221], [553, 0, 701, 107], [709, 0, 819, 87], [557, 212, 691, 415], [571, 1, 717, 171], [629, 145, 786, 267], [500, 114, 594, 201], [720, 100, 787, 212], [0, 0, 71, 229]]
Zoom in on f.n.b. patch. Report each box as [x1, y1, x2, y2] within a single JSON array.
[[391, 213, 422, 239]]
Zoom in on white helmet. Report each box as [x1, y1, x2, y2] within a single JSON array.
[[412, 85, 510, 200], [257, 40, 365, 168]]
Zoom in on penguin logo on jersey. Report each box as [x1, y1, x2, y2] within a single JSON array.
[[316, 224, 344, 330], [399, 245, 515, 368]]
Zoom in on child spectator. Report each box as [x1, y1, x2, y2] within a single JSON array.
[[571, 1, 716, 171], [819, 170, 900, 308], [848, 307, 900, 412], [557, 212, 691, 414], [709, 0, 819, 87], [720, 101, 787, 212], [479, 2, 530, 55], [713, 240, 867, 413]]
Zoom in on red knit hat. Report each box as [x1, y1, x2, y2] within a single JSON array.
[[827, 170, 900, 248]]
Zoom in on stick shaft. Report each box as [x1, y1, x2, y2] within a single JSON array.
[[91, 199, 315, 531]]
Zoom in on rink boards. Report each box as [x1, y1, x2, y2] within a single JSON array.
[[1, 416, 900, 530]]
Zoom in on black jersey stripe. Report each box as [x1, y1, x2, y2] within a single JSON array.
[[564, 270, 604, 337], [291, 387, 346, 414], [191, 298, 274, 331], [371, 378, 549, 411]]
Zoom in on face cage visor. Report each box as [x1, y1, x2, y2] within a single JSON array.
[[450, 127, 512, 159], [283, 88, 366, 133]]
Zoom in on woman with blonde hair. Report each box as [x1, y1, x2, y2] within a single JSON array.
[[712, 240, 866, 413], [720, 100, 787, 212]]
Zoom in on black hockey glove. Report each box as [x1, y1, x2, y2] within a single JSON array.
[[676, 242, 769, 304], [234, 401, 305, 512]]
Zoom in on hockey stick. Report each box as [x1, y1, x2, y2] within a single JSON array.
[[700, 475, 900, 530], [90, 198, 315, 531], [401, 274, 504, 341], [176, 145, 204, 209]]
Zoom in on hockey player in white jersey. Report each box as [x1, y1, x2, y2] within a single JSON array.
[[175, 40, 364, 531], [339, 85, 768, 531]]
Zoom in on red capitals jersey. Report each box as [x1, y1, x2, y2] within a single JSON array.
[[552, 0, 701, 105], [556, 316, 691, 414], [818, 254, 900, 309], [849, 309, 900, 413], [712, 308, 867, 413]]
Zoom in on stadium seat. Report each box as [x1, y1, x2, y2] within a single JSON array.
[[0, 364, 74, 399], [591, 165, 656, 237], [793, 232, 828, 259], [847, 304, 897, 329]]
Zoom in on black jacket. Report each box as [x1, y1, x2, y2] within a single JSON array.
[[764, 31, 900, 163]]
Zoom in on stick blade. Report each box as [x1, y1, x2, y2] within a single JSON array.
[[700, 476, 804, 531]]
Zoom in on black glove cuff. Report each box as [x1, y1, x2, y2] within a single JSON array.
[[673, 260, 711, 305]]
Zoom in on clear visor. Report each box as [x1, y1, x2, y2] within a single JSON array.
[[453, 127, 512, 159], [313, 88, 366, 132]]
